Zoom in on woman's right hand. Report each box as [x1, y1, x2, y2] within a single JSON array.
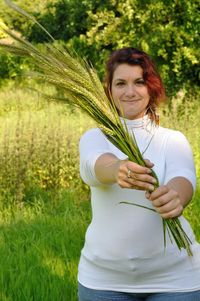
[[115, 159, 156, 191]]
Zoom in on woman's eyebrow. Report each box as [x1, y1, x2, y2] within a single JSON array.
[[113, 78, 126, 81], [135, 77, 144, 80], [114, 77, 143, 82]]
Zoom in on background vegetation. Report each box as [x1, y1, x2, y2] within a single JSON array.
[[0, 0, 199, 94], [0, 0, 199, 300]]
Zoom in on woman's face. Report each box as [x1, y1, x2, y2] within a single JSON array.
[[111, 63, 150, 120]]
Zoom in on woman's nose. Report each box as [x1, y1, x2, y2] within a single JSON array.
[[125, 84, 136, 97]]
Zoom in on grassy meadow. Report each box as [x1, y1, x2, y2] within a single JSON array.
[[0, 82, 199, 300]]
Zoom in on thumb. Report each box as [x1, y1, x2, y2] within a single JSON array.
[[144, 158, 154, 168]]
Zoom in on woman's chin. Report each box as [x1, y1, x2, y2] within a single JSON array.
[[121, 112, 142, 120]]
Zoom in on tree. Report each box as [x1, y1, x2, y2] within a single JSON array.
[[16, 0, 92, 42], [84, 0, 200, 94], [0, 0, 199, 94]]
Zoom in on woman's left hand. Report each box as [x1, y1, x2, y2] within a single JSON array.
[[145, 185, 183, 219]]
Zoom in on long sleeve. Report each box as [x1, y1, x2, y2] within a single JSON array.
[[163, 130, 196, 190], [79, 128, 111, 186], [79, 128, 128, 186]]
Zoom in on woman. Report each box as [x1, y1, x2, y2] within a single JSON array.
[[78, 48, 200, 301]]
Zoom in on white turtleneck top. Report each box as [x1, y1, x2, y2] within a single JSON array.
[[78, 116, 200, 292]]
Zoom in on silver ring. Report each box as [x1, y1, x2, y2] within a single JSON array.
[[127, 169, 131, 178]]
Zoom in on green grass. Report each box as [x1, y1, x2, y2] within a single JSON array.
[[0, 191, 91, 301], [0, 83, 199, 300]]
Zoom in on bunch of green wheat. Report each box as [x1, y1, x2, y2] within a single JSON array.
[[0, 0, 192, 256]]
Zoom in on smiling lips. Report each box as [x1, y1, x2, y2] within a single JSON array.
[[122, 99, 141, 102]]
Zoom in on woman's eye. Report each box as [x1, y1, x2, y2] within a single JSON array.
[[116, 82, 125, 86], [136, 80, 145, 85]]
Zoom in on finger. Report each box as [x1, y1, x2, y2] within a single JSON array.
[[151, 194, 172, 207], [118, 177, 154, 191], [152, 190, 179, 209], [128, 173, 157, 185], [144, 159, 154, 168], [154, 197, 180, 212], [126, 162, 152, 175], [159, 205, 183, 219], [127, 179, 155, 192], [149, 185, 170, 201], [165, 200, 182, 214], [152, 190, 179, 208], [118, 180, 143, 190]]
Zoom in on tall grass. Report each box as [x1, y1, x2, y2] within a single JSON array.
[[0, 83, 94, 204], [0, 83, 199, 300]]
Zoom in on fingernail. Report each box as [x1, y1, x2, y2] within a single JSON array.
[[149, 185, 155, 191], [152, 178, 157, 184], [145, 191, 150, 199]]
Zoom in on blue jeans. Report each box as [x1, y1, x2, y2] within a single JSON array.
[[78, 283, 200, 301]]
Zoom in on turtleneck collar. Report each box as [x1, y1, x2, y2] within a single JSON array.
[[120, 114, 155, 132]]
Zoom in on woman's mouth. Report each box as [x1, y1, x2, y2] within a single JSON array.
[[122, 99, 141, 103]]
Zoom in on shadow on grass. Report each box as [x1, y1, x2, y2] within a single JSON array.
[[0, 190, 91, 301]]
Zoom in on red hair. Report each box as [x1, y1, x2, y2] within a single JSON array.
[[104, 48, 166, 121]]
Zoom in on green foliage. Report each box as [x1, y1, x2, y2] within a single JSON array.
[[0, 18, 7, 39], [0, 42, 57, 85], [0, 0, 52, 32], [84, 0, 200, 94], [0, 53, 23, 80], [0, 0, 199, 93], [26, 0, 91, 42]]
